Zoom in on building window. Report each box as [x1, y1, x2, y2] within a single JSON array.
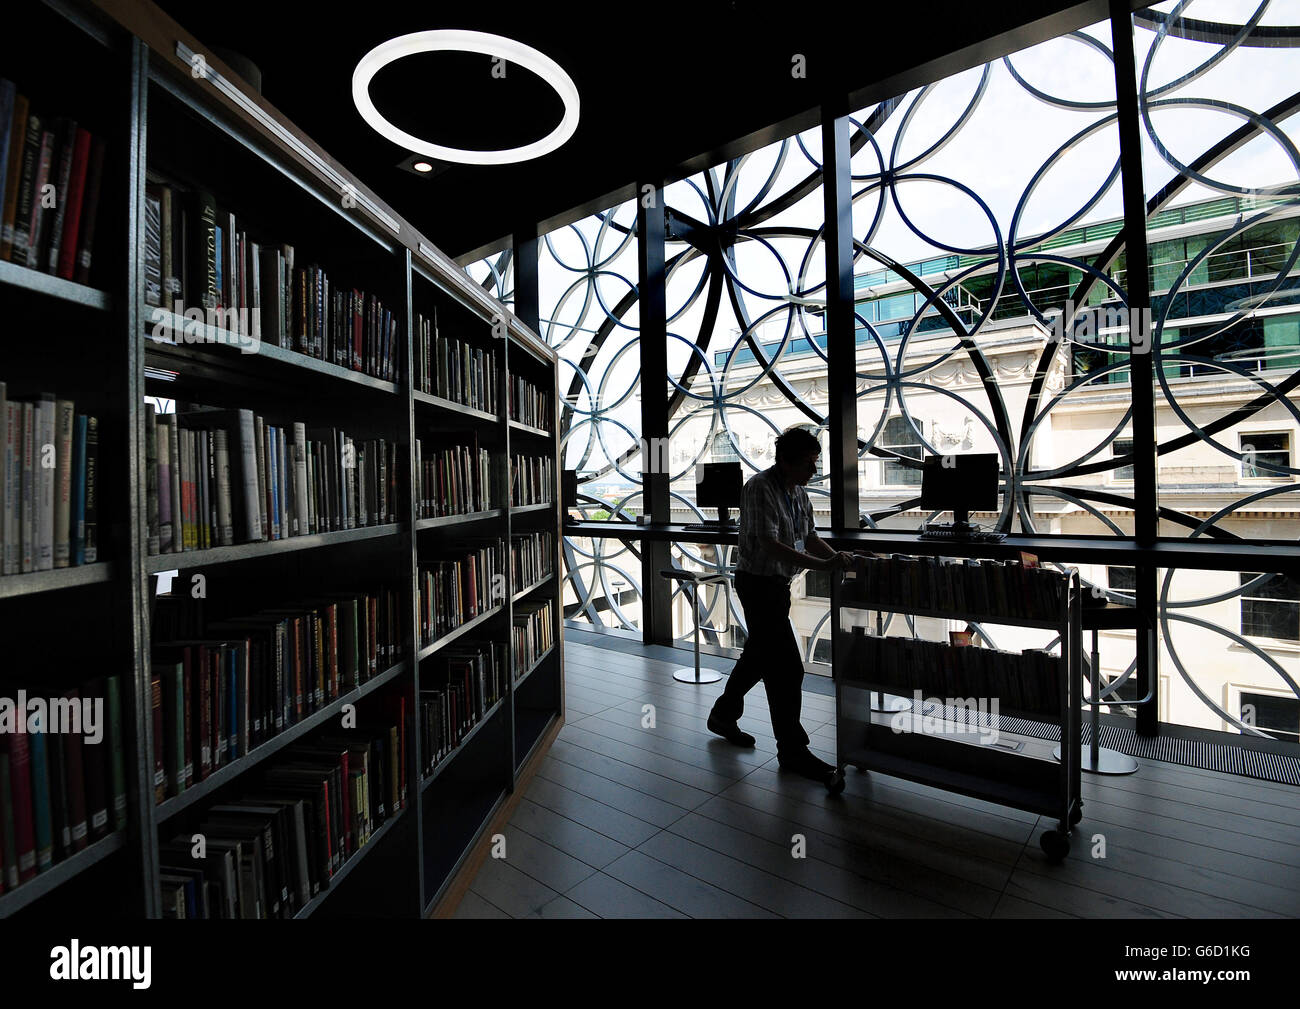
[[1240, 432, 1291, 479], [804, 568, 832, 599], [882, 416, 922, 486], [1239, 572, 1300, 640], [1112, 438, 1134, 482], [710, 430, 739, 463], [1108, 566, 1136, 599], [1240, 691, 1300, 743]]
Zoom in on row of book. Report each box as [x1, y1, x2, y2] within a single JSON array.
[[511, 530, 554, 592], [144, 404, 399, 554], [158, 710, 408, 918], [1, 383, 99, 575], [420, 641, 508, 776], [847, 627, 1062, 717], [844, 554, 1067, 622], [0, 80, 107, 283], [415, 436, 492, 520], [143, 176, 401, 382], [414, 309, 500, 414], [149, 588, 405, 801], [513, 599, 555, 682], [418, 541, 506, 645], [511, 452, 554, 507], [508, 373, 551, 432], [0, 676, 129, 894]]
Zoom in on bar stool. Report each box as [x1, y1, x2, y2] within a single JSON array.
[[660, 567, 730, 684], [1054, 602, 1140, 775]]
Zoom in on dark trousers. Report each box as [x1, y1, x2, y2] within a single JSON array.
[[712, 570, 809, 752]]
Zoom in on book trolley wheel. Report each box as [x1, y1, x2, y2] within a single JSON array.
[[826, 767, 846, 796], [1070, 801, 1083, 827], [1040, 829, 1070, 861]]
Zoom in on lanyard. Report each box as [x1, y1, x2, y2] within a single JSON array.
[[782, 487, 800, 536]]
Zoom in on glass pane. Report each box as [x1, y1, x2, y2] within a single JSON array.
[[848, 17, 1123, 534], [1132, 4, 1300, 539], [659, 125, 831, 664]]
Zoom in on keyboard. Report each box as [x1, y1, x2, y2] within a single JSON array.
[[682, 522, 738, 532], [917, 527, 1006, 543]]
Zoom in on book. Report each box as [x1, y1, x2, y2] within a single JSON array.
[[1, 730, 36, 882], [53, 398, 74, 567], [44, 118, 77, 274], [0, 82, 18, 258], [70, 414, 87, 565], [71, 135, 105, 285], [19, 400, 33, 572], [8, 108, 40, 263], [24, 127, 55, 270], [55, 127, 91, 280], [34, 393, 55, 571], [83, 415, 98, 562]]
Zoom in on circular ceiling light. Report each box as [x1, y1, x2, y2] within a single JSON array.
[[412, 161, 434, 173], [352, 30, 580, 166]]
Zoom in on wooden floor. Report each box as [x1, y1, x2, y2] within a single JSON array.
[[458, 638, 1300, 918]]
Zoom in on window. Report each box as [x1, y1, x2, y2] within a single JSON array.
[[804, 568, 832, 599], [1107, 566, 1136, 599], [710, 430, 739, 463], [1240, 691, 1300, 743], [881, 416, 922, 486], [1240, 432, 1290, 479], [1239, 572, 1300, 640], [1112, 438, 1134, 482]]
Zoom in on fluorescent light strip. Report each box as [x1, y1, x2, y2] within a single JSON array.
[[175, 42, 401, 235]]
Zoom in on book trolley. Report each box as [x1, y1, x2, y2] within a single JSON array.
[[831, 556, 1083, 860]]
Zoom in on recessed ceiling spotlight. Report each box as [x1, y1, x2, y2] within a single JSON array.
[[412, 161, 434, 173], [353, 29, 580, 166]]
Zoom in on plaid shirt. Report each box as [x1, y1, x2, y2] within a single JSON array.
[[735, 466, 818, 580]]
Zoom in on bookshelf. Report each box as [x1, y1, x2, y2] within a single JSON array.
[[0, 0, 564, 920], [833, 556, 1083, 860]]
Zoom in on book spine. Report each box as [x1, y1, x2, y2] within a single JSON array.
[[145, 404, 160, 555], [25, 130, 54, 269], [0, 752, 18, 890], [71, 136, 105, 285], [52, 399, 75, 567], [0, 93, 28, 261], [61, 691, 88, 853], [35, 394, 55, 571], [214, 427, 233, 545], [4, 731, 37, 882], [56, 128, 91, 280], [156, 418, 172, 553], [45, 119, 76, 274], [167, 415, 181, 553], [9, 111, 42, 263], [83, 416, 98, 562], [237, 410, 263, 541], [29, 728, 53, 873], [151, 676, 165, 804], [105, 675, 127, 830]]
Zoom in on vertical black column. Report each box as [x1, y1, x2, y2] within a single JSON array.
[[821, 104, 860, 533], [512, 226, 540, 332], [638, 183, 673, 645], [1111, 1, 1159, 735]]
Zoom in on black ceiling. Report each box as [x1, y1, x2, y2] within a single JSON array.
[[151, 0, 1115, 261]]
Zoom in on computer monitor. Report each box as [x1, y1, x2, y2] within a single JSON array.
[[695, 462, 744, 525], [562, 470, 579, 512], [920, 453, 999, 530]]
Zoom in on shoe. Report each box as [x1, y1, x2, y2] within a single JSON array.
[[707, 713, 756, 747], [778, 748, 841, 787]]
